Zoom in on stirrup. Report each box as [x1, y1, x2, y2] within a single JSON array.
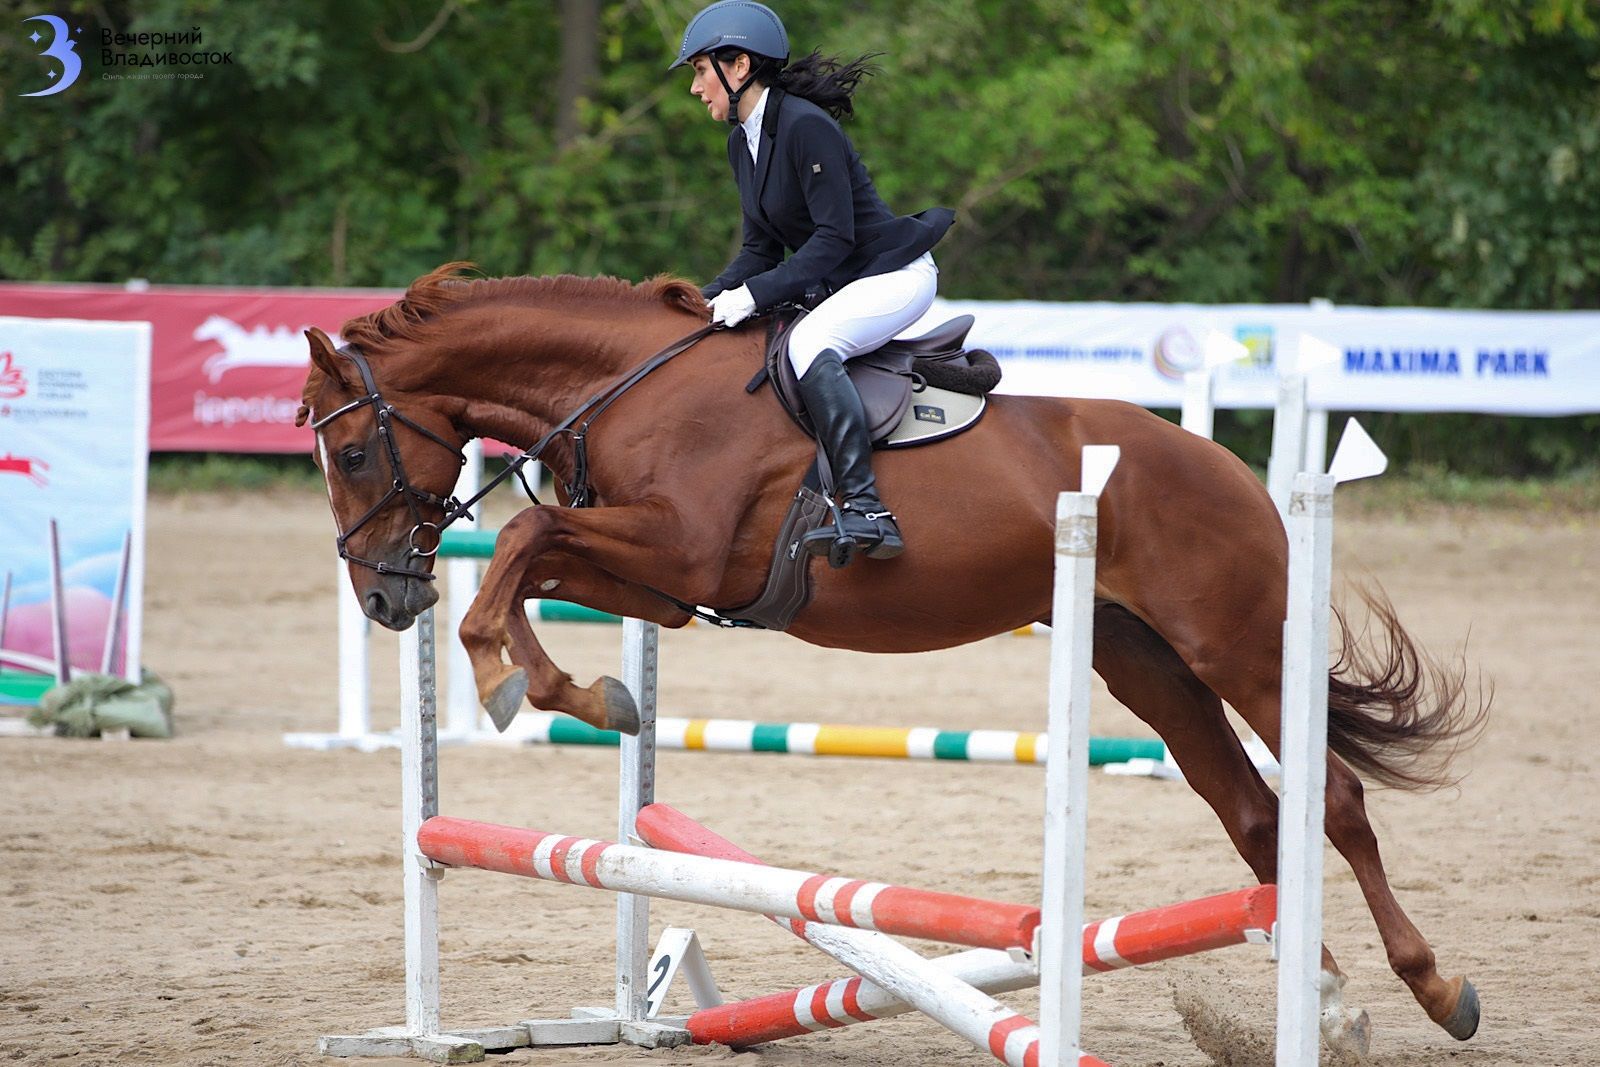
[[800, 503, 901, 568]]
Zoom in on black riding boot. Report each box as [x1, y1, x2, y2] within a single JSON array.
[[796, 349, 904, 568]]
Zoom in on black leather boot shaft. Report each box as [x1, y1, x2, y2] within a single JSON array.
[[798, 350, 877, 503], [796, 350, 904, 566]]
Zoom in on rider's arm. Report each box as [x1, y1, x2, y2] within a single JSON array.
[[702, 209, 783, 300], [738, 112, 855, 310]]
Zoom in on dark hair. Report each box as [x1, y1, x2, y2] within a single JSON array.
[[713, 48, 881, 120]]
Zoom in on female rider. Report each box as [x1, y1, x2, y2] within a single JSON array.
[[670, 0, 954, 567]]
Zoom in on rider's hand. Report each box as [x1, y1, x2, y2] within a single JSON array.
[[709, 285, 756, 328]]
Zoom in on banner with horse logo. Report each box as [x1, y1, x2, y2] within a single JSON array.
[[0, 317, 150, 704], [0, 283, 399, 452]]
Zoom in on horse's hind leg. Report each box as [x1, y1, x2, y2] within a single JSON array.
[[1091, 603, 1372, 1054], [1205, 661, 1480, 1042], [1322, 755, 1479, 1039]]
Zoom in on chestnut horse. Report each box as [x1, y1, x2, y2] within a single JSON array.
[[298, 263, 1484, 1052]]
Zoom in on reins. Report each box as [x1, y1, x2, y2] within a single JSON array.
[[314, 323, 716, 583]]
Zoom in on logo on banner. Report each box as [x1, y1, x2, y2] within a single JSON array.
[[18, 15, 82, 97], [1234, 324, 1275, 369], [194, 315, 314, 381], [0, 453, 50, 486], [1151, 327, 1203, 380], [0, 350, 26, 398]]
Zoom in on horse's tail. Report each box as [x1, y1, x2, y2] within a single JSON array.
[[1324, 584, 1491, 791]]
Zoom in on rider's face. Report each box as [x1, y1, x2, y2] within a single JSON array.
[[689, 54, 750, 123]]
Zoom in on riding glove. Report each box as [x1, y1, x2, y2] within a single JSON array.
[[709, 285, 757, 328]]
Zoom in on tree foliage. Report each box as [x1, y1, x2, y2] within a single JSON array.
[[2, 0, 1597, 471]]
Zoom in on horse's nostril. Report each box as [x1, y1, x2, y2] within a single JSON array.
[[364, 589, 389, 620]]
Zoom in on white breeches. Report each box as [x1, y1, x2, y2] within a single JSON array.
[[786, 252, 939, 377]]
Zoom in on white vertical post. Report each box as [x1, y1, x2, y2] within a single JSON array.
[[446, 439, 483, 737], [100, 532, 133, 676], [1180, 369, 1215, 439], [1303, 410, 1329, 475], [337, 562, 371, 739], [47, 519, 70, 685], [400, 610, 444, 1037], [1275, 473, 1335, 1066], [0, 571, 11, 652], [615, 618, 660, 1021], [1039, 446, 1118, 1067], [1266, 373, 1308, 519]]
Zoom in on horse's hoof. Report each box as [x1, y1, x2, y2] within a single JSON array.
[[1320, 1006, 1371, 1057], [600, 675, 640, 735], [483, 669, 528, 733], [1441, 978, 1480, 1041]]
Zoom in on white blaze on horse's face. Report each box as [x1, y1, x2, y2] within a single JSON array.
[[313, 419, 348, 540]]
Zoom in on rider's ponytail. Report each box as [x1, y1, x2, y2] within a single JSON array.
[[716, 48, 881, 120]]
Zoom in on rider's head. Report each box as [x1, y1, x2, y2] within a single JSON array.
[[669, 1, 788, 126]]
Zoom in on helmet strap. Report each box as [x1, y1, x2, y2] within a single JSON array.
[[710, 57, 748, 128]]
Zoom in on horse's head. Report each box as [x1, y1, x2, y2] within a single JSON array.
[[296, 325, 466, 631], [193, 314, 232, 341]]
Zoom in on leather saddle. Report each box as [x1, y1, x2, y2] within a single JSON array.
[[721, 310, 1003, 634], [748, 310, 1002, 447]]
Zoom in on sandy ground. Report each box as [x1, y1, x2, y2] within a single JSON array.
[[2, 486, 1597, 1067]]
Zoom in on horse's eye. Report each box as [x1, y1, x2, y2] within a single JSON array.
[[342, 449, 366, 472]]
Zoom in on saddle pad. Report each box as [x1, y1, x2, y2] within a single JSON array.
[[880, 384, 986, 449]]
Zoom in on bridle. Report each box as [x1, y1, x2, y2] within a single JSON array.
[[310, 344, 466, 582], [310, 325, 717, 584]]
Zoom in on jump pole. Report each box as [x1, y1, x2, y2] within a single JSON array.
[[628, 804, 1109, 1067], [515, 711, 1164, 765], [638, 803, 1274, 1051]]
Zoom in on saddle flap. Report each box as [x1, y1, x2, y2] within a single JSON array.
[[765, 311, 970, 442], [876, 314, 975, 361]]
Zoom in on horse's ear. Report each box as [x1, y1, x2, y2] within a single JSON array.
[[305, 327, 345, 378], [298, 327, 351, 427]]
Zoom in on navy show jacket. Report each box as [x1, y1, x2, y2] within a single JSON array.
[[702, 88, 954, 310]]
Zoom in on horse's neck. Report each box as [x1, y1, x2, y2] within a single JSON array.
[[435, 304, 704, 469]]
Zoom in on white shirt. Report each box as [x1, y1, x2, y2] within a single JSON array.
[[740, 86, 769, 167]]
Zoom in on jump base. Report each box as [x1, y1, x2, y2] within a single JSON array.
[[318, 1011, 690, 1063]]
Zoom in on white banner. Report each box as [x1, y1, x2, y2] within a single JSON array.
[[914, 300, 1600, 415], [0, 317, 151, 703]]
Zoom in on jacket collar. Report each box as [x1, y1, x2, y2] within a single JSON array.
[[751, 88, 784, 208]]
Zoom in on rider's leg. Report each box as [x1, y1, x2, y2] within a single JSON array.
[[788, 254, 938, 567]]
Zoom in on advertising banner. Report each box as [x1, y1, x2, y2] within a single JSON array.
[[0, 283, 1594, 461], [0, 317, 151, 704], [925, 299, 1600, 415], [0, 283, 398, 453]]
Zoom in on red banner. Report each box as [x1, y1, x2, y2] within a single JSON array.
[[0, 282, 400, 452]]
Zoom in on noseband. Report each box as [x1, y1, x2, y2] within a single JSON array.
[[310, 344, 466, 582]]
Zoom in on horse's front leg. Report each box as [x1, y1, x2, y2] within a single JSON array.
[[459, 503, 718, 733]]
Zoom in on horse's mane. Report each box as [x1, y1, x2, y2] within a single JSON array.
[[298, 262, 708, 421], [339, 261, 709, 353]]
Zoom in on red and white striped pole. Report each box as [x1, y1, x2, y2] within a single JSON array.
[[682, 885, 1277, 1046], [416, 816, 1040, 952], [640, 805, 1272, 1052], [632, 805, 1110, 1067]]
